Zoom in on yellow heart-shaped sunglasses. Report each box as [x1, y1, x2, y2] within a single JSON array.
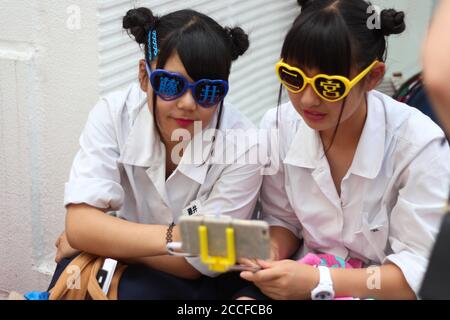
[[276, 59, 379, 102]]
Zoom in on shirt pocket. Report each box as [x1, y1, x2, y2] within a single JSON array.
[[354, 209, 389, 263]]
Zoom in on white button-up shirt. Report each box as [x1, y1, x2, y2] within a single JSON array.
[[64, 83, 263, 275], [260, 90, 450, 295]]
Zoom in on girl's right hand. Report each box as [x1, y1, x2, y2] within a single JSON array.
[[237, 258, 261, 271], [236, 241, 280, 271], [55, 231, 80, 263]]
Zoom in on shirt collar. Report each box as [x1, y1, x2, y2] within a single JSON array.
[[118, 100, 216, 185], [176, 120, 215, 185], [118, 100, 165, 168], [283, 91, 386, 179], [348, 91, 385, 179], [283, 119, 322, 169]]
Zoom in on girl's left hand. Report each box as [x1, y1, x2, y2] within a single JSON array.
[[240, 259, 320, 300], [55, 231, 80, 263]]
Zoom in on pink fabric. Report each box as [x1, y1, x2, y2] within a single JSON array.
[[299, 253, 363, 269], [298, 253, 363, 300]]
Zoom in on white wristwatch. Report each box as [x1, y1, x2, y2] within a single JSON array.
[[311, 266, 335, 300]]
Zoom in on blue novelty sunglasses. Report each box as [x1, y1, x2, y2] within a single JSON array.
[[146, 65, 229, 108]]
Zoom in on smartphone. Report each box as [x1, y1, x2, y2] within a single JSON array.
[[96, 258, 117, 294], [178, 215, 271, 261]]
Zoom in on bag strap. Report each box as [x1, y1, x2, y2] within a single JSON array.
[[87, 258, 128, 300], [107, 264, 128, 300], [49, 253, 97, 300], [87, 257, 108, 300], [50, 253, 128, 300]]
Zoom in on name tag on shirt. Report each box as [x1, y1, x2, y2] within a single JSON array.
[[182, 200, 202, 216]]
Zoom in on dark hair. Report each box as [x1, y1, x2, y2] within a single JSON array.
[[279, 0, 406, 153], [290, 0, 405, 75], [123, 7, 249, 160], [123, 8, 249, 80]]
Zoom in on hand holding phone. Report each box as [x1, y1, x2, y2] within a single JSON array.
[[178, 215, 271, 263]]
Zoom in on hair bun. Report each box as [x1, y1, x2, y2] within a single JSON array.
[[225, 27, 250, 60], [123, 7, 157, 44], [380, 9, 406, 36]]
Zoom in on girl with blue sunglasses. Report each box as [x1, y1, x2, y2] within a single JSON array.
[[51, 7, 264, 299]]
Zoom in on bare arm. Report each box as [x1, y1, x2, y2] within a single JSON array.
[[65, 203, 171, 258], [241, 259, 416, 300], [65, 203, 202, 279], [331, 263, 416, 300], [270, 226, 301, 260]]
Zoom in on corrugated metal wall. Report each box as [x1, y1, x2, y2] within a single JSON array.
[[98, 0, 300, 124]]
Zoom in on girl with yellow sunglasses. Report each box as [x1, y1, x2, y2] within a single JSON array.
[[238, 0, 450, 300]]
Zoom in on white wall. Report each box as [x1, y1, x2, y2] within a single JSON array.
[[0, 0, 99, 293], [0, 0, 436, 294], [372, 0, 435, 80]]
